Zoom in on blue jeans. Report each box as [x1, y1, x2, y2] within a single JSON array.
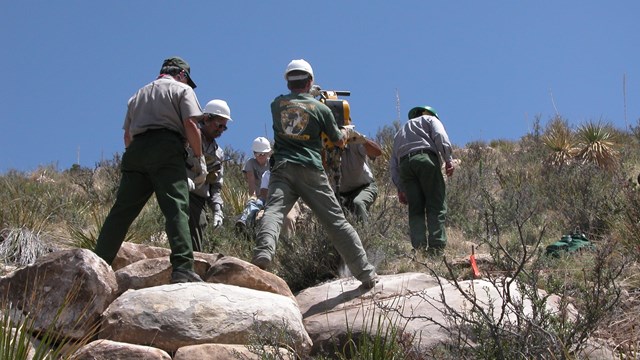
[[253, 161, 376, 282], [237, 198, 264, 228]]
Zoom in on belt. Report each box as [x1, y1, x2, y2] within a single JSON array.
[[400, 149, 432, 162], [134, 128, 181, 138]]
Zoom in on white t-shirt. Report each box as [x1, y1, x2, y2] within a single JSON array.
[[260, 170, 270, 190]]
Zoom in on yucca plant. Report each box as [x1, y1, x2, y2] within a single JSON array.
[[65, 205, 107, 250], [541, 117, 577, 167], [574, 121, 619, 170], [220, 149, 251, 217], [336, 295, 417, 360], [0, 228, 53, 267], [67, 194, 170, 250], [221, 183, 250, 216]]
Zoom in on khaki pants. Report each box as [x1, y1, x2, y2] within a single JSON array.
[[253, 161, 376, 282], [256, 201, 300, 239]]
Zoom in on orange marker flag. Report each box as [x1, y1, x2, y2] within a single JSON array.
[[470, 245, 480, 279]]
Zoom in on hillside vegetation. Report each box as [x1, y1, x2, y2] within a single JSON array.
[[2, 115, 640, 358]]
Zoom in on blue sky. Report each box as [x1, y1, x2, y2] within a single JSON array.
[[1, 1, 638, 173]]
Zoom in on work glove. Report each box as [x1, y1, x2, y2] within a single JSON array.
[[309, 84, 322, 97], [398, 191, 408, 205], [187, 178, 196, 192], [212, 203, 223, 228], [445, 161, 455, 177], [192, 155, 208, 187], [342, 125, 367, 145], [205, 157, 222, 183]]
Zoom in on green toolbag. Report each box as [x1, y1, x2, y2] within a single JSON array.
[[545, 231, 594, 257]]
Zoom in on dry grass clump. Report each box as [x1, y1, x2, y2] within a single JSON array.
[[593, 260, 640, 355]]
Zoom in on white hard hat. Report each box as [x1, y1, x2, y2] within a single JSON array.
[[284, 59, 314, 80], [203, 99, 232, 121], [252, 137, 271, 153]]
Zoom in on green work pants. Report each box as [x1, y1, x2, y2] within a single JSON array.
[[188, 193, 208, 252], [254, 161, 376, 282], [339, 181, 378, 223], [94, 130, 194, 271], [399, 151, 448, 250]]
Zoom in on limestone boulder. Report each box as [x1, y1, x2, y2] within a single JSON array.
[[99, 282, 312, 354], [174, 343, 294, 360], [298, 272, 571, 356], [114, 257, 210, 294], [111, 242, 224, 272], [70, 339, 171, 359], [111, 242, 171, 271], [193, 251, 225, 265], [205, 255, 295, 301], [114, 257, 172, 293], [1, 245, 609, 359], [0, 248, 117, 340]]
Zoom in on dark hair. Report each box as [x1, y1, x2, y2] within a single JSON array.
[[160, 65, 183, 76], [286, 70, 311, 91]]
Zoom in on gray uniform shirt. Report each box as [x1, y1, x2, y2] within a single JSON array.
[[186, 135, 224, 206], [390, 115, 453, 192], [340, 144, 375, 193], [123, 76, 202, 138]]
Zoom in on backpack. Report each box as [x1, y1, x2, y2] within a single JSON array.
[[545, 231, 594, 257]]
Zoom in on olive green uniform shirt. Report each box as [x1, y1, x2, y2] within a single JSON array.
[[270, 92, 342, 170]]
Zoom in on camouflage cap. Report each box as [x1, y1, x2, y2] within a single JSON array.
[[161, 56, 197, 89]]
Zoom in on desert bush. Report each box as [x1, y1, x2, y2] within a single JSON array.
[[446, 143, 502, 241], [539, 162, 625, 236], [64, 155, 122, 206], [488, 139, 517, 154], [609, 185, 640, 256], [423, 130, 628, 358], [427, 224, 625, 359], [0, 170, 70, 232], [273, 220, 344, 293], [371, 121, 400, 181]]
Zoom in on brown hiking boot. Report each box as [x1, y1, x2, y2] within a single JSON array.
[[252, 256, 271, 270], [360, 274, 379, 290]]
